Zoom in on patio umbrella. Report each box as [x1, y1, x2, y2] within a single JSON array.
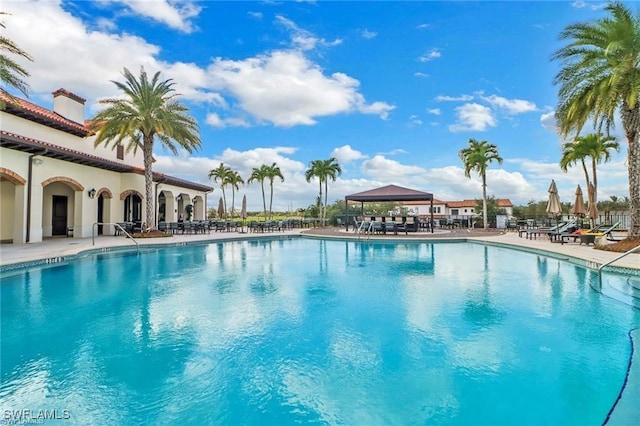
[[587, 182, 598, 226], [546, 179, 562, 225], [239, 194, 247, 233], [217, 197, 224, 219], [570, 184, 586, 219]]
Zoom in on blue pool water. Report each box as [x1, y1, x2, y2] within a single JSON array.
[[1, 239, 638, 425]]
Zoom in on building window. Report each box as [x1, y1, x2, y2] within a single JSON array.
[[451, 209, 459, 215], [117, 144, 124, 160]]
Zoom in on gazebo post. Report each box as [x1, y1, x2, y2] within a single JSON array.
[[430, 198, 434, 233]]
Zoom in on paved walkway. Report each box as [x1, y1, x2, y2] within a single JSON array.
[[1, 227, 637, 271]]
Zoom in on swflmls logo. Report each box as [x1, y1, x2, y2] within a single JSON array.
[[2, 409, 71, 424]]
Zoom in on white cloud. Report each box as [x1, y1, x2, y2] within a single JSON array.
[[416, 23, 430, 30], [361, 155, 426, 180], [118, 0, 202, 33], [427, 108, 441, 115], [480, 95, 537, 114], [540, 111, 557, 133], [361, 29, 377, 39], [435, 94, 474, 102], [448, 103, 497, 132], [275, 15, 341, 51], [248, 11, 264, 19], [331, 145, 366, 164], [418, 48, 441, 62], [414, 72, 429, 78], [409, 115, 423, 126], [206, 50, 394, 126]]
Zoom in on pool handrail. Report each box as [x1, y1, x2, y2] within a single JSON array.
[[597, 243, 640, 289], [92, 222, 139, 253]]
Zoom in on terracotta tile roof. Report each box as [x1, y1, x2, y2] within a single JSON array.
[[0, 131, 214, 192], [0, 91, 89, 137]]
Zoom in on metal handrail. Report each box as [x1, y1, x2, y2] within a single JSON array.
[[598, 243, 640, 290], [92, 222, 139, 253]]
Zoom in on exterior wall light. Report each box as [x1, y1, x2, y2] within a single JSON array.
[[88, 188, 97, 199]]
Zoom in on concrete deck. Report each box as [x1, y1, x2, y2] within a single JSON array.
[[0, 228, 637, 271]]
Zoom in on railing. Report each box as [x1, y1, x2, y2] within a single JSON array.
[[597, 243, 640, 290], [92, 222, 139, 253]]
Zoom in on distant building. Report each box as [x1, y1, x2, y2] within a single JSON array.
[[401, 198, 513, 219], [0, 89, 213, 244]]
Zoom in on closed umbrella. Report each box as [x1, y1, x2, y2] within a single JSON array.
[[587, 182, 598, 227], [546, 179, 562, 225], [570, 184, 586, 221], [217, 197, 224, 219]]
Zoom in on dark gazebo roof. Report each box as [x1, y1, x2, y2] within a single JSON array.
[[345, 184, 433, 202]]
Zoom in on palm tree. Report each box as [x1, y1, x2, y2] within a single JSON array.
[[248, 165, 269, 219], [91, 67, 200, 230], [305, 158, 342, 225], [263, 162, 284, 220], [560, 138, 591, 189], [553, 1, 640, 238], [208, 163, 232, 218], [458, 139, 503, 230], [1, 12, 34, 107], [227, 170, 244, 219]]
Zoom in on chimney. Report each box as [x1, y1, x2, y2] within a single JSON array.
[[52, 88, 86, 124]]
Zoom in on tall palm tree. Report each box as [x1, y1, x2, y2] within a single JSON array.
[[458, 139, 503, 230], [208, 163, 232, 218], [227, 170, 244, 219], [553, 1, 640, 238], [91, 67, 200, 230], [263, 162, 284, 220], [248, 165, 269, 219], [305, 158, 342, 225], [1, 12, 34, 107]]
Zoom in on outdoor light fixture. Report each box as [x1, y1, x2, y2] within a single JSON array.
[[88, 188, 96, 199], [192, 197, 197, 203], [32, 158, 43, 165]]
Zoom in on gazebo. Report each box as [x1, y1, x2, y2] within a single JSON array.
[[344, 184, 434, 233]]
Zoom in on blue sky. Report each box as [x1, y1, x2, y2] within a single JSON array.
[[2, 0, 630, 212]]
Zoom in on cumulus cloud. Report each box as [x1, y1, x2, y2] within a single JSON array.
[[540, 111, 558, 133], [361, 155, 426, 180], [480, 95, 537, 114], [206, 50, 395, 126], [118, 0, 202, 32], [427, 108, 441, 115], [331, 145, 366, 164], [448, 103, 497, 132]]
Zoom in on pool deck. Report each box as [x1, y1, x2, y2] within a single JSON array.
[[0, 228, 638, 270]]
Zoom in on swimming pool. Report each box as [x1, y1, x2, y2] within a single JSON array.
[[1, 238, 638, 424]]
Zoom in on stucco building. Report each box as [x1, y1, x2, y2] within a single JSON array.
[[0, 89, 213, 244]]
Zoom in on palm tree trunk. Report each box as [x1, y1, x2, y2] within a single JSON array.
[[482, 173, 488, 230], [261, 182, 267, 219], [324, 180, 329, 226], [231, 188, 235, 219], [622, 101, 640, 238], [268, 181, 274, 220], [221, 186, 227, 219], [318, 180, 323, 223], [143, 140, 155, 230]]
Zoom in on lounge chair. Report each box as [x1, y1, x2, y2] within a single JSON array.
[[560, 221, 621, 245], [547, 219, 578, 242]]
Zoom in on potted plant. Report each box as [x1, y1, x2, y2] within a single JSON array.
[[185, 204, 194, 221]]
